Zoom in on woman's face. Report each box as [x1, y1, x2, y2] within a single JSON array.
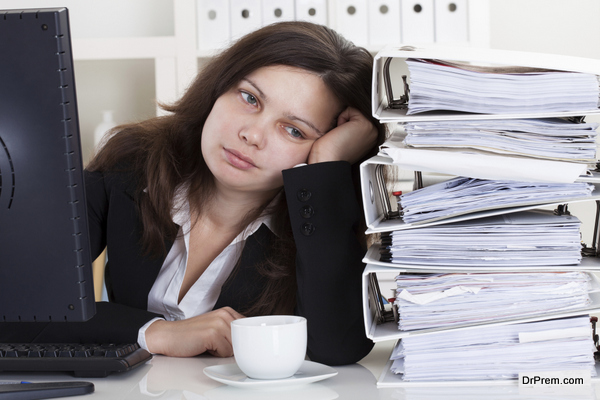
[[201, 65, 342, 196]]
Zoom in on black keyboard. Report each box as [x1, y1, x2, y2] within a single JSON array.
[[0, 343, 152, 377]]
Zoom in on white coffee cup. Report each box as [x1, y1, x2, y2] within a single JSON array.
[[231, 315, 307, 380]]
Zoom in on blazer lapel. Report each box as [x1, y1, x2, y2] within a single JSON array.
[[213, 223, 274, 313]]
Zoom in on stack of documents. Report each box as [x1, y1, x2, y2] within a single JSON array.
[[402, 117, 598, 163], [381, 210, 582, 267], [393, 271, 594, 331], [405, 58, 600, 115], [399, 177, 594, 224], [368, 46, 600, 387], [389, 316, 596, 382]]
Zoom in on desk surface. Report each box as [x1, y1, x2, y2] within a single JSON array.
[[3, 341, 600, 400]]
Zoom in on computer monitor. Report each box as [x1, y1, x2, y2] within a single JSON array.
[[0, 7, 95, 322]]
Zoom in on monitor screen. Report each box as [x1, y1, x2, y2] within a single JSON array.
[[0, 7, 95, 322]]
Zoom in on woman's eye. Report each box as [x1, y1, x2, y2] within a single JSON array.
[[241, 91, 258, 106], [284, 126, 303, 139]]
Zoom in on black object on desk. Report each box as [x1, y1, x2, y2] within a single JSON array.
[[0, 6, 95, 321], [0, 381, 94, 399]]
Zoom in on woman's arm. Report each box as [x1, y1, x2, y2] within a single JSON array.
[[144, 307, 244, 357], [283, 161, 374, 365], [282, 107, 378, 365]]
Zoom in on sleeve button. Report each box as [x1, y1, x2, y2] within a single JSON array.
[[297, 189, 311, 202], [299, 205, 314, 219], [300, 222, 315, 236]]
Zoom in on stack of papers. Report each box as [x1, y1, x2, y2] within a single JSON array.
[[390, 316, 596, 382], [405, 58, 600, 115], [399, 177, 594, 224], [381, 210, 582, 267], [393, 271, 594, 331], [403, 118, 598, 163]]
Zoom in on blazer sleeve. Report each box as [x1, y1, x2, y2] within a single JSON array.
[[0, 302, 161, 344], [282, 161, 374, 365]]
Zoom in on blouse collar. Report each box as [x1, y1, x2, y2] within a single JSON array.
[[170, 186, 278, 241]]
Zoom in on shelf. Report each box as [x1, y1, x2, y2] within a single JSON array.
[[72, 37, 178, 60]]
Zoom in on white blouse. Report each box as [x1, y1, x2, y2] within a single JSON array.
[[137, 188, 275, 351]]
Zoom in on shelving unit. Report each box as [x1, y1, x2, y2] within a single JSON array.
[[72, 0, 198, 116]]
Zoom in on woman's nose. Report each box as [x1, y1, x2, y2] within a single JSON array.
[[239, 121, 267, 148]]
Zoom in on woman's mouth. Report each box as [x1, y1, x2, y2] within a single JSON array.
[[224, 148, 257, 170]]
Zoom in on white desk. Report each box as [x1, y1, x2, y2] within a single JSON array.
[[3, 342, 600, 399]]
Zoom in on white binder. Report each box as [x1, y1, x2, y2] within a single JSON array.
[[434, 0, 469, 43], [371, 45, 600, 123], [230, 0, 262, 41], [196, 0, 231, 54], [368, 0, 401, 48], [333, 0, 368, 47], [295, 0, 328, 25], [361, 263, 600, 343], [400, 0, 435, 43], [262, 0, 295, 25], [359, 154, 600, 234]]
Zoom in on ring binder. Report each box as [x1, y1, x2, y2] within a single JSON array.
[[372, 163, 425, 222], [367, 273, 397, 324], [554, 204, 571, 216], [592, 316, 600, 361], [383, 57, 409, 110], [372, 45, 600, 123], [584, 200, 600, 257], [375, 164, 396, 220]]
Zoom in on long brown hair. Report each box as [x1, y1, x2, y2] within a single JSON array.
[[88, 21, 387, 315]]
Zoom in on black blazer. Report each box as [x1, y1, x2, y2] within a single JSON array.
[[0, 162, 373, 365]]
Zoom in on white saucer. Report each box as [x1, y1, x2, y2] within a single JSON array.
[[203, 360, 338, 388]]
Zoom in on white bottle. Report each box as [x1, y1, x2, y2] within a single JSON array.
[[93, 110, 116, 149]]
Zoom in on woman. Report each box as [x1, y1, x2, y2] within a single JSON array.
[[83, 21, 385, 365]]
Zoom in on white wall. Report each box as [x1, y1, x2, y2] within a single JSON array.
[[489, 0, 600, 59]]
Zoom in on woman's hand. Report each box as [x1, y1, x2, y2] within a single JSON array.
[[145, 307, 244, 357], [307, 107, 378, 165]]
